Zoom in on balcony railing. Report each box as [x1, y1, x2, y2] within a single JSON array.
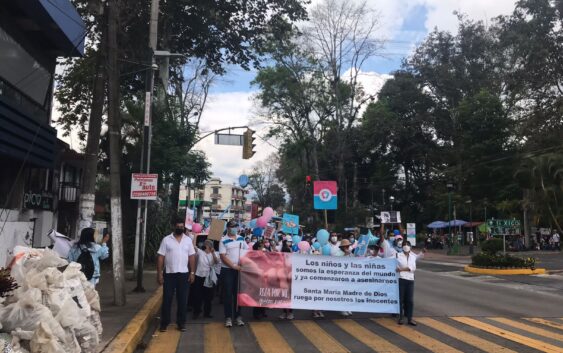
[[211, 204, 221, 211], [210, 193, 222, 199], [59, 182, 80, 203]]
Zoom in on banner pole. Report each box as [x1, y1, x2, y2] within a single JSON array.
[[324, 210, 328, 230]]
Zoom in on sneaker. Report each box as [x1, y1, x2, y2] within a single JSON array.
[[279, 313, 287, 320], [236, 316, 245, 326], [312, 312, 320, 318], [225, 318, 233, 328], [318, 312, 325, 318], [408, 320, 417, 326], [341, 311, 349, 317], [347, 311, 353, 316], [177, 325, 186, 332], [398, 318, 404, 325], [287, 313, 294, 320]]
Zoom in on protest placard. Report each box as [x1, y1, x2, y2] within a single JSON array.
[[207, 219, 226, 241], [238, 252, 399, 313]]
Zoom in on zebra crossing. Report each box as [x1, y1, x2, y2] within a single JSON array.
[[143, 316, 563, 353]]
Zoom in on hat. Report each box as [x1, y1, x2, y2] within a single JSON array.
[[395, 235, 403, 240], [339, 239, 351, 248], [285, 235, 293, 242], [227, 220, 238, 228]]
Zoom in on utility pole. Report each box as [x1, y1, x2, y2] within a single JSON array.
[[134, 0, 160, 292], [447, 181, 454, 255], [467, 200, 473, 254], [107, 0, 126, 306]]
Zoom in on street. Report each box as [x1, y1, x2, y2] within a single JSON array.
[[138, 257, 563, 353]]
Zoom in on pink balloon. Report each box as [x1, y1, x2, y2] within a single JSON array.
[[263, 207, 274, 216], [192, 223, 203, 233], [298, 241, 310, 252], [256, 216, 268, 228]]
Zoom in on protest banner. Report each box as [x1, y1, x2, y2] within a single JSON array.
[[314, 181, 338, 210], [354, 234, 370, 257], [238, 252, 399, 313], [263, 225, 275, 239], [281, 213, 300, 235], [130, 173, 158, 200], [380, 211, 401, 224]]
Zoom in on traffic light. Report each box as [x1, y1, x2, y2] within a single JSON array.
[[306, 175, 311, 187], [242, 128, 256, 159]]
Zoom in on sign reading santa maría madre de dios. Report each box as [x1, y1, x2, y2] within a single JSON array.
[[238, 252, 399, 314]]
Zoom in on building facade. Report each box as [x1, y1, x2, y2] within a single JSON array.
[[0, 0, 85, 265], [179, 177, 250, 222]]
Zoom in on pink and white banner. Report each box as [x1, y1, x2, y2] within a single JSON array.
[[238, 251, 399, 313]]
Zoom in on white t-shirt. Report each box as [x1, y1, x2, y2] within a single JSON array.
[[219, 235, 248, 268], [329, 242, 342, 256], [396, 251, 423, 281], [195, 248, 217, 278], [553, 233, 560, 242], [157, 234, 196, 273]]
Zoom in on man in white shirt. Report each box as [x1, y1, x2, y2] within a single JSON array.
[[219, 220, 248, 327], [396, 241, 425, 326], [552, 231, 560, 251], [157, 218, 196, 332]]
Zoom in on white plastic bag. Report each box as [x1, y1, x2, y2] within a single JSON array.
[[62, 264, 91, 317], [30, 322, 65, 353], [75, 321, 99, 353]]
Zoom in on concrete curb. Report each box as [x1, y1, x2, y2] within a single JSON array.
[[464, 265, 546, 275], [103, 287, 163, 353]]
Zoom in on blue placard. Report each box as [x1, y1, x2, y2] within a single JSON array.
[[281, 213, 300, 235], [354, 234, 369, 257]]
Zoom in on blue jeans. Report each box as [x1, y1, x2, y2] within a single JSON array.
[[161, 272, 189, 328], [222, 268, 240, 319]]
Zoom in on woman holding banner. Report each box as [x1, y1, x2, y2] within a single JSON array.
[[396, 241, 426, 326], [336, 239, 353, 317]]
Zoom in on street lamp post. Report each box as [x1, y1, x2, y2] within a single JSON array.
[[389, 196, 395, 211], [446, 182, 454, 254]]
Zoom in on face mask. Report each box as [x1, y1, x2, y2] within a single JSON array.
[[331, 236, 338, 243], [403, 245, 411, 253], [349, 238, 355, 243], [264, 242, 270, 247], [397, 240, 403, 247], [251, 239, 257, 243], [174, 228, 183, 235], [230, 228, 238, 236]]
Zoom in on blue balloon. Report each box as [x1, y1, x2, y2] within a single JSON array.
[[313, 242, 321, 250], [292, 235, 301, 244], [316, 229, 329, 245], [393, 229, 401, 236], [368, 235, 380, 246], [321, 244, 332, 255], [252, 228, 263, 237], [292, 244, 299, 252], [249, 219, 257, 228]]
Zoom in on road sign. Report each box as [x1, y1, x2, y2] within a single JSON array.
[[487, 219, 521, 235], [215, 133, 244, 146], [131, 173, 158, 200], [313, 181, 338, 210]]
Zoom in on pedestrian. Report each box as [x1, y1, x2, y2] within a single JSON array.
[[335, 238, 353, 317], [396, 241, 426, 326], [191, 240, 219, 320], [279, 239, 294, 320], [156, 218, 196, 332], [329, 232, 343, 256], [552, 231, 560, 251], [219, 220, 248, 327], [68, 227, 110, 287], [252, 240, 269, 320]]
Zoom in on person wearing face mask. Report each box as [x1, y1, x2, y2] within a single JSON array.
[[336, 239, 353, 317], [219, 220, 249, 328], [396, 241, 426, 326], [394, 235, 404, 253], [329, 233, 342, 256], [156, 218, 196, 332]]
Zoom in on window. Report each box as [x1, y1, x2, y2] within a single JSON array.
[[212, 187, 219, 194], [212, 198, 217, 205]]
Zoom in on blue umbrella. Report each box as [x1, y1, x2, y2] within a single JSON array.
[[428, 221, 447, 229], [448, 219, 468, 227]]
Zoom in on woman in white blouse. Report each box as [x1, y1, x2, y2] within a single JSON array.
[[396, 241, 426, 326], [192, 240, 219, 319]]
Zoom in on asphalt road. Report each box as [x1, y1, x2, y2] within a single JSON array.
[[137, 258, 563, 352]]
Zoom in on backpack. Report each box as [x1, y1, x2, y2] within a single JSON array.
[[76, 246, 95, 280]]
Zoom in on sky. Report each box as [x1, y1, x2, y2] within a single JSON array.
[[56, 0, 519, 185]]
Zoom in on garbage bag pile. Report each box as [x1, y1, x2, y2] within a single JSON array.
[[0, 247, 102, 353]]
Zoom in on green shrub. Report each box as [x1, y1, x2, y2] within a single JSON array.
[[471, 253, 536, 268], [481, 238, 504, 255]]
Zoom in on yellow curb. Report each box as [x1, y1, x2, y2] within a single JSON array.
[[464, 265, 546, 275], [103, 286, 163, 353]]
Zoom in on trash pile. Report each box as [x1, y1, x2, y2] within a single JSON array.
[[0, 246, 102, 353]]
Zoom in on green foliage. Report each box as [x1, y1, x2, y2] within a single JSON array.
[[471, 253, 536, 268], [480, 238, 505, 255]]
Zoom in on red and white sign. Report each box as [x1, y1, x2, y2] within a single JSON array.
[[131, 173, 158, 200]]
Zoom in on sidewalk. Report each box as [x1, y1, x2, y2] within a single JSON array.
[[96, 264, 159, 352]]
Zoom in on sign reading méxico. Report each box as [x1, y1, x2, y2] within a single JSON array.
[[314, 181, 338, 210]]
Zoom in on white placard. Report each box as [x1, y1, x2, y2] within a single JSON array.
[[130, 173, 158, 200]]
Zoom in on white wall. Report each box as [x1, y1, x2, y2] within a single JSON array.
[[0, 216, 34, 266]]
